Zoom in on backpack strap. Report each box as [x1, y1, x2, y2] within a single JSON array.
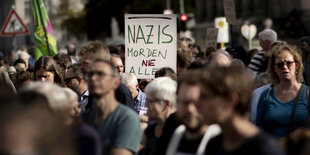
[[265, 86, 273, 102], [288, 84, 304, 132]]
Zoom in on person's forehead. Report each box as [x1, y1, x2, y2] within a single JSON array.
[[112, 57, 122, 63], [178, 83, 200, 97], [36, 69, 53, 74], [65, 68, 74, 77], [16, 62, 25, 66], [91, 61, 112, 71], [275, 51, 294, 60]]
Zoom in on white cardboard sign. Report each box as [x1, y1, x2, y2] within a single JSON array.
[[215, 17, 229, 43], [125, 14, 177, 79]]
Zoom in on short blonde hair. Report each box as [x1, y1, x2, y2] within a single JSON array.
[[268, 44, 303, 85]]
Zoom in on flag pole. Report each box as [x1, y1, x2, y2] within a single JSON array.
[[36, 0, 51, 56]]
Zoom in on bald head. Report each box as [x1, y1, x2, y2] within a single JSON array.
[[207, 52, 231, 67]]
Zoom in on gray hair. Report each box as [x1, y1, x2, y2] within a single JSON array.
[[63, 88, 78, 103], [19, 82, 69, 111], [145, 77, 177, 108], [110, 54, 121, 59], [15, 50, 30, 60], [120, 73, 138, 89], [258, 29, 277, 43]]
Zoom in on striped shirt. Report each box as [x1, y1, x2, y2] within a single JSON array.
[[248, 50, 269, 76]]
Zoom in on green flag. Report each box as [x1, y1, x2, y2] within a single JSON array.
[[32, 0, 57, 60]]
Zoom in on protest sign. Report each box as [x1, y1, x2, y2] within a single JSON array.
[[206, 28, 219, 49], [215, 17, 229, 43], [223, 0, 236, 25], [125, 14, 177, 79]]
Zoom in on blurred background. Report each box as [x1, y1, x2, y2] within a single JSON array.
[[0, 0, 310, 55]]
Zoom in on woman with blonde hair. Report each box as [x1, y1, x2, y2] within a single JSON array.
[[256, 44, 309, 137]]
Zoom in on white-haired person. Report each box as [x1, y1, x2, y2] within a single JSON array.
[[15, 50, 30, 70], [139, 77, 177, 154], [248, 29, 277, 77], [63, 88, 81, 122], [18, 82, 102, 155], [120, 73, 147, 115], [120, 73, 148, 132]]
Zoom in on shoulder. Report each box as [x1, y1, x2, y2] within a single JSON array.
[[259, 86, 273, 98], [255, 132, 286, 155], [82, 107, 95, 124], [254, 84, 272, 93], [115, 104, 139, 120], [205, 134, 222, 153]]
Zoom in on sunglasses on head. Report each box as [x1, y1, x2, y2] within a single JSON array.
[[275, 61, 295, 69]]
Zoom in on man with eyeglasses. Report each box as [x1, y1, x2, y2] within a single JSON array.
[[65, 64, 89, 112], [79, 41, 135, 110], [83, 59, 142, 155]]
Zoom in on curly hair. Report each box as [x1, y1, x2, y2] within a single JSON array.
[[268, 44, 303, 85]]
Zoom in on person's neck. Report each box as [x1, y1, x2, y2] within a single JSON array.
[[79, 83, 88, 96], [185, 124, 208, 140], [133, 89, 139, 101], [277, 80, 300, 90], [221, 115, 259, 150], [95, 92, 119, 121]]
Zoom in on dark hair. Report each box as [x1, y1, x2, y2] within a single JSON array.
[[14, 58, 26, 67], [155, 67, 177, 81], [14, 71, 33, 90], [200, 66, 254, 116], [53, 53, 72, 69], [177, 69, 201, 93], [34, 56, 65, 86], [79, 41, 111, 61], [108, 45, 120, 55], [67, 64, 85, 80]]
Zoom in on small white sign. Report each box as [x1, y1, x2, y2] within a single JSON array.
[[223, 0, 236, 25], [241, 24, 257, 40], [215, 17, 229, 43], [125, 14, 177, 79]]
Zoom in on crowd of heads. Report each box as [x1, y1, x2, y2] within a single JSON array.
[[1, 28, 310, 154]]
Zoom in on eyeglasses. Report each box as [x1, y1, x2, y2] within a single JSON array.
[[88, 71, 113, 78], [65, 76, 79, 83], [275, 61, 295, 69]]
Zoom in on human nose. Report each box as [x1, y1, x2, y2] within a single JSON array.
[[187, 103, 198, 113], [37, 77, 46, 82]]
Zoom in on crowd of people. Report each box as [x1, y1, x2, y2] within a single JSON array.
[[1, 28, 310, 155]]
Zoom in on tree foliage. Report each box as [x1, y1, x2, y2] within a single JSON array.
[[61, 0, 195, 39]]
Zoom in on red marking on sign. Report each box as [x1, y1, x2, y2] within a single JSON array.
[[0, 9, 29, 36]]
